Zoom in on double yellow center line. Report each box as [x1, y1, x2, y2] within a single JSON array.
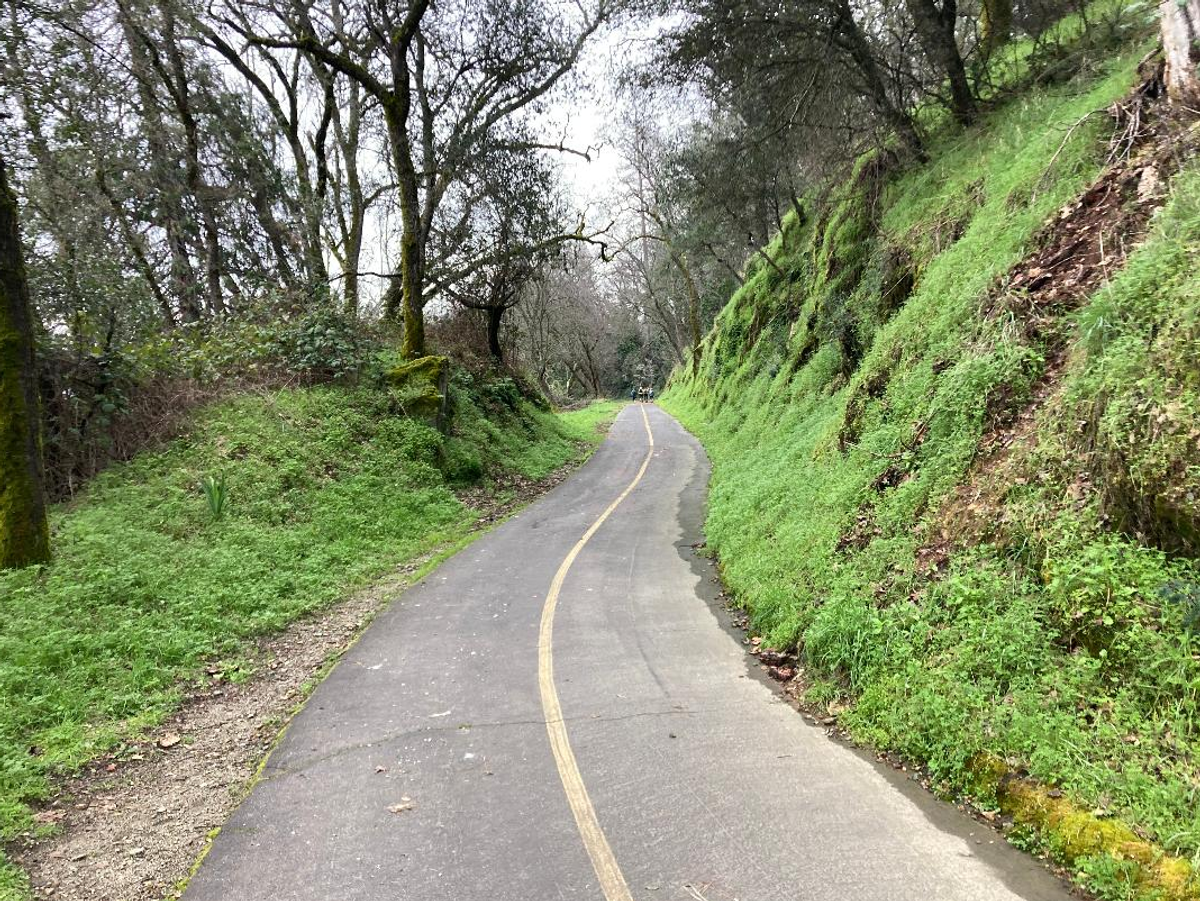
[[537, 405, 655, 901]]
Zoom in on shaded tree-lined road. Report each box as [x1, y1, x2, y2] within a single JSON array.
[[186, 406, 1071, 901]]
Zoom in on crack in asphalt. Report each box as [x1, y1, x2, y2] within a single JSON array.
[[260, 707, 698, 780]]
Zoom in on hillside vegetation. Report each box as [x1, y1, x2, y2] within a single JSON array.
[[0, 373, 618, 898], [663, 43, 1200, 900]]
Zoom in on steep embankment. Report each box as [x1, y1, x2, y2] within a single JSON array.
[[663, 47, 1200, 900], [0, 369, 618, 899]]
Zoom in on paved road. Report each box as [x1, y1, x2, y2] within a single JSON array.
[[186, 405, 1072, 901]]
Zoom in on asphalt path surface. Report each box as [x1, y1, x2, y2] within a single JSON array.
[[185, 404, 1073, 901]]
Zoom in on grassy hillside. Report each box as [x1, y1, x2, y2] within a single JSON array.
[[663, 44, 1200, 900], [0, 372, 619, 898]]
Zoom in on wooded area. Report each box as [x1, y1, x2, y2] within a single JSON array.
[[0, 0, 1196, 565]]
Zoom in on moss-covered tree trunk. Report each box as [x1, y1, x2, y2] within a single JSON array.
[[382, 90, 428, 360], [0, 155, 50, 568], [979, 0, 1013, 57], [399, 229, 426, 360], [1161, 0, 1200, 104]]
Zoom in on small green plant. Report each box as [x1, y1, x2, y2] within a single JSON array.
[[1160, 580, 1200, 633], [441, 438, 484, 484], [277, 306, 362, 380], [1005, 823, 1045, 853], [201, 473, 229, 520], [1074, 854, 1144, 901]]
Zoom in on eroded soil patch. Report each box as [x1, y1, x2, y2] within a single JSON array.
[[922, 64, 1200, 560]]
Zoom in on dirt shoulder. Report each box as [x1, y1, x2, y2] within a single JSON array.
[[10, 449, 592, 901]]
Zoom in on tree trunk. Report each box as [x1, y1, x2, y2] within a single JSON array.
[[666, 246, 704, 377], [905, 0, 976, 125], [248, 180, 298, 288], [332, 80, 366, 317], [383, 96, 428, 359], [486, 306, 504, 363], [831, 0, 927, 158], [397, 227, 426, 359], [578, 341, 602, 396], [979, 0, 1013, 57], [1162, 0, 1200, 104], [160, 0, 225, 317], [343, 214, 364, 318], [0, 156, 51, 568]]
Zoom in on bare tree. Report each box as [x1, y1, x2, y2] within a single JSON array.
[[244, 0, 616, 357], [612, 116, 706, 374], [512, 252, 632, 398]]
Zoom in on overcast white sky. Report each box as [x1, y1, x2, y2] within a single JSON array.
[[551, 15, 682, 210], [355, 12, 686, 310]]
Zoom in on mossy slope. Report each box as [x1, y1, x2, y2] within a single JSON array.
[[663, 47, 1200, 899]]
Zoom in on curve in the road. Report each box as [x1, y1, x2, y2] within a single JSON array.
[[181, 403, 1076, 901], [538, 405, 654, 901]]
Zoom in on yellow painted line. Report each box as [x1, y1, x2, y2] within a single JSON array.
[[538, 405, 654, 901]]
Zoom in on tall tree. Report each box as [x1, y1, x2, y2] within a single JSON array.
[[196, 10, 332, 293], [248, 0, 614, 357], [117, 0, 205, 321], [0, 153, 51, 568], [657, 0, 926, 161], [613, 117, 710, 374], [325, 76, 376, 316], [158, 0, 227, 315], [442, 153, 564, 363], [904, 0, 976, 125]]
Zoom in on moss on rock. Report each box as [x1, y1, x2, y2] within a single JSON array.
[[970, 754, 1199, 900], [386, 355, 449, 426], [386, 354, 448, 389]]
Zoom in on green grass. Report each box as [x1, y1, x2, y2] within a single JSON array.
[[0, 381, 619, 898], [663, 40, 1200, 899], [556, 400, 628, 441]]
